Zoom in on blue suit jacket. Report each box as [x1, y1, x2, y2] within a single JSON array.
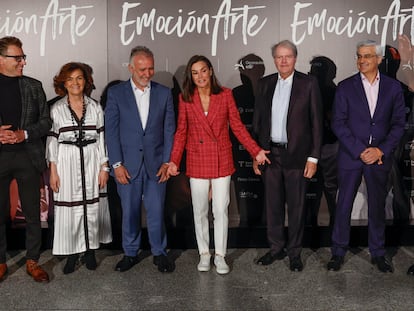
[[105, 80, 175, 181], [332, 73, 405, 170]]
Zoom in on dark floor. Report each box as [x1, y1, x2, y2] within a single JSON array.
[[1, 247, 414, 310]]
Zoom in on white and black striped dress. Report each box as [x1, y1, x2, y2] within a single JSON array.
[[46, 96, 112, 255]]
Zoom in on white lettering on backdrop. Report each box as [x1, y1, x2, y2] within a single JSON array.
[[0, 0, 413, 57], [292, 0, 414, 48], [119, 0, 268, 56], [0, 0, 95, 56]]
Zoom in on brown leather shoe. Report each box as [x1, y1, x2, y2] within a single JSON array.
[[26, 260, 49, 283], [0, 263, 7, 281]]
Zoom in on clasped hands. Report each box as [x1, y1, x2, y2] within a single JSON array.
[[360, 147, 383, 165], [0, 125, 25, 144], [252, 150, 272, 176]]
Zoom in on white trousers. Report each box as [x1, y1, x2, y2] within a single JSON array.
[[189, 176, 230, 257]]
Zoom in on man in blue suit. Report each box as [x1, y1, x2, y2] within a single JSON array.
[[328, 40, 405, 272], [105, 46, 175, 272]]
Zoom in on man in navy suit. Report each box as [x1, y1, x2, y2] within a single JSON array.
[[328, 40, 405, 272], [105, 46, 176, 273]]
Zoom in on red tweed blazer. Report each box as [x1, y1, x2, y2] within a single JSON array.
[[170, 87, 261, 179]]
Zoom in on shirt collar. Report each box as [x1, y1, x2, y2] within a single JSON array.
[[360, 72, 380, 84], [278, 72, 294, 83], [130, 78, 151, 93]]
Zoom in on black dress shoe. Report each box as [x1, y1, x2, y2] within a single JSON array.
[[63, 254, 79, 274], [153, 255, 175, 273], [289, 256, 303, 272], [371, 256, 393, 273], [82, 249, 97, 270], [327, 255, 344, 271], [256, 250, 286, 265], [115, 255, 140, 272], [407, 264, 414, 275]]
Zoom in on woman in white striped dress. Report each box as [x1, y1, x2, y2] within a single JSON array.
[[46, 62, 112, 274]]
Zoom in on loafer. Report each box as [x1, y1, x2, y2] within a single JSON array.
[[197, 254, 211, 272], [153, 255, 175, 273], [82, 250, 97, 270], [115, 255, 140, 272], [256, 250, 286, 265], [63, 254, 79, 274], [214, 255, 230, 275], [407, 264, 414, 275], [371, 256, 393, 273], [289, 256, 303, 272], [26, 260, 49, 283], [0, 263, 7, 281], [327, 255, 344, 271]]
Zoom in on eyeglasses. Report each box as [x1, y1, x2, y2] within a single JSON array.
[[1, 54, 27, 62], [355, 54, 377, 60], [275, 55, 295, 61]]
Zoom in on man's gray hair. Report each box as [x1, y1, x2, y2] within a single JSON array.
[[129, 46, 154, 64], [271, 40, 298, 58], [356, 40, 383, 56]]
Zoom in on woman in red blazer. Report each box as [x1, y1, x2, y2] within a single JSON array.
[[168, 55, 269, 274]]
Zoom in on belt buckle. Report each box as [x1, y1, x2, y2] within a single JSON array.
[[271, 142, 287, 149]]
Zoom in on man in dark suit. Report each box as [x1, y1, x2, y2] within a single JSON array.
[[252, 40, 322, 271], [105, 46, 176, 273], [0, 36, 51, 282], [328, 40, 405, 273]]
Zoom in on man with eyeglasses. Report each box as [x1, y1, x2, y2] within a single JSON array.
[[327, 40, 405, 273], [252, 40, 322, 271], [0, 36, 51, 282]]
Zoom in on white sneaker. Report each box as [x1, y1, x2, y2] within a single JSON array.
[[197, 254, 211, 272], [214, 255, 230, 274]]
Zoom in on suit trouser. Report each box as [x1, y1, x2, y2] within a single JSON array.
[[117, 164, 167, 257], [190, 176, 230, 257], [0, 150, 41, 263], [309, 142, 338, 226], [263, 146, 307, 259], [331, 164, 389, 257]]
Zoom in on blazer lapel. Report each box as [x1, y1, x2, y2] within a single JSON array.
[[266, 75, 278, 112], [145, 83, 157, 130], [206, 92, 219, 125], [373, 75, 386, 119], [19, 78, 28, 128], [192, 89, 216, 139], [353, 74, 372, 119], [287, 72, 298, 119], [124, 82, 144, 132]]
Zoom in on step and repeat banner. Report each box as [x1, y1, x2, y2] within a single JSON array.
[[2, 0, 414, 228]]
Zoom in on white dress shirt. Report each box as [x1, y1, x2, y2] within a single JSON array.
[[130, 78, 150, 130], [361, 72, 380, 118], [271, 73, 293, 143]]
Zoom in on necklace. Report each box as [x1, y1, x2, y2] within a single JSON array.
[[68, 97, 86, 141]]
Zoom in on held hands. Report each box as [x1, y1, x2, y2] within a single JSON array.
[[0, 125, 25, 144], [253, 149, 271, 176], [360, 147, 383, 165], [156, 163, 171, 183], [166, 162, 179, 177]]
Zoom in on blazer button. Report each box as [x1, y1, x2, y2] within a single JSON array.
[[199, 140, 203, 144]]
